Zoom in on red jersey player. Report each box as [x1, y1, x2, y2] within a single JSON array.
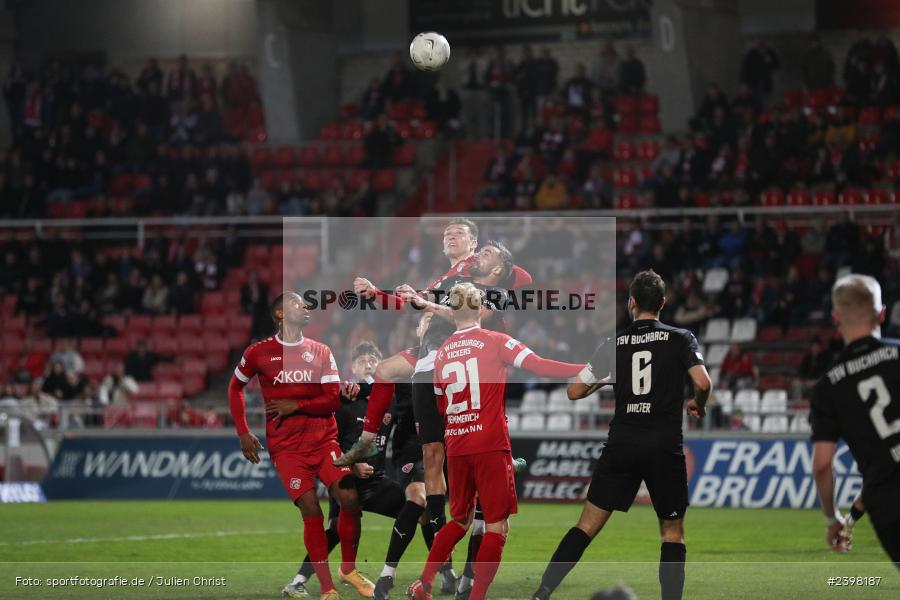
[[228, 291, 374, 600], [406, 282, 586, 600]]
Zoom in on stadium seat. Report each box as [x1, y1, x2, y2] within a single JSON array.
[[178, 315, 204, 333], [613, 141, 635, 162], [135, 383, 160, 402], [702, 268, 729, 294], [130, 402, 160, 427], [584, 128, 613, 151], [182, 359, 208, 376], [321, 145, 344, 166], [573, 395, 597, 413], [639, 115, 661, 134], [637, 139, 660, 161], [838, 188, 863, 205], [761, 415, 789, 433], [178, 335, 205, 356], [104, 338, 128, 358], [760, 389, 788, 413], [785, 189, 810, 206], [158, 382, 184, 400], [128, 315, 152, 333], [373, 169, 397, 192], [639, 94, 659, 114], [204, 315, 228, 332], [547, 387, 571, 412], [708, 367, 720, 388], [760, 188, 784, 206], [346, 144, 365, 166], [520, 390, 548, 412], [274, 146, 296, 168], [319, 122, 340, 141], [506, 413, 521, 431], [547, 414, 573, 431], [864, 188, 889, 204], [201, 292, 225, 314], [79, 338, 104, 354], [730, 318, 757, 343], [813, 188, 835, 206], [715, 389, 734, 414], [858, 106, 880, 125], [612, 167, 637, 187], [790, 414, 811, 433], [521, 413, 545, 431], [734, 389, 761, 414], [703, 318, 731, 343], [297, 147, 322, 167], [744, 415, 762, 432], [181, 374, 207, 398], [706, 344, 729, 366], [84, 359, 107, 382]]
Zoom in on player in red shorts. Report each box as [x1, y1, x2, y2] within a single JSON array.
[[406, 282, 585, 600], [229, 291, 373, 600]]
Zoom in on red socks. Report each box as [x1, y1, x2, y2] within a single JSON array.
[[470, 532, 506, 600], [363, 377, 395, 434], [337, 507, 361, 573], [303, 514, 335, 591], [421, 520, 468, 587]]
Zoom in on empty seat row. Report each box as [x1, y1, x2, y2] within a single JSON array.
[[714, 389, 788, 414], [703, 318, 757, 343]]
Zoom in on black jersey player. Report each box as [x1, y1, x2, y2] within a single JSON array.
[[533, 270, 712, 600], [811, 274, 900, 564]]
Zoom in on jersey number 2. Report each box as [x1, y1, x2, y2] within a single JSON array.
[[858, 375, 900, 440], [632, 351, 652, 396], [442, 358, 481, 415]]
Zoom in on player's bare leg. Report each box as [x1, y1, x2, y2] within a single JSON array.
[[295, 490, 340, 598], [335, 356, 414, 466], [531, 501, 612, 599], [658, 517, 686, 600], [408, 508, 475, 600], [331, 477, 374, 598], [419, 440, 457, 592]]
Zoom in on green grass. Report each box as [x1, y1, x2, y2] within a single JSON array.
[[0, 501, 897, 599]]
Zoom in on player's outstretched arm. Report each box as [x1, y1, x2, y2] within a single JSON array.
[[227, 375, 262, 464]]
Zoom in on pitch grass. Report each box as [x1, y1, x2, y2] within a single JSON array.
[[0, 501, 897, 599]]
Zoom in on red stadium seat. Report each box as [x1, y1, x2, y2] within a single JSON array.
[[303, 171, 324, 191], [246, 245, 270, 265], [274, 146, 296, 168], [151, 315, 177, 333], [785, 190, 810, 206], [204, 315, 228, 332], [760, 188, 784, 206], [394, 122, 413, 139], [250, 147, 274, 169], [864, 188, 889, 204], [83, 359, 107, 382], [158, 381, 184, 401], [322, 145, 344, 166], [340, 103, 358, 119], [5, 315, 26, 332], [373, 169, 397, 192], [134, 383, 160, 402], [177, 335, 205, 356], [617, 116, 638, 134], [639, 94, 659, 114], [297, 146, 322, 167], [637, 140, 660, 161], [616, 96, 638, 114], [347, 170, 372, 191], [319, 122, 340, 141], [179, 315, 204, 333], [105, 337, 129, 358], [128, 315, 152, 333], [813, 189, 835, 206], [639, 115, 661, 134], [201, 292, 225, 315], [225, 290, 242, 308], [393, 144, 416, 167], [346, 144, 365, 166], [181, 375, 207, 398], [229, 315, 252, 336], [613, 141, 635, 162], [615, 193, 637, 209], [151, 335, 178, 357], [858, 106, 880, 125], [388, 102, 410, 120], [183, 359, 209, 376], [227, 329, 249, 349], [410, 102, 428, 120], [342, 122, 365, 141], [782, 89, 804, 109], [415, 121, 438, 139], [838, 188, 863, 205], [79, 338, 104, 354], [612, 167, 637, 188], [153, 363, 180, 381], [583, 128, 613, 152], [130, 402, 160, 427]]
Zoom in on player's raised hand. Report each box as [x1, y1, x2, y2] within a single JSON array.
[[397, 288, 426, 308], [354, 277, 377, 298], [341, 381, 360, 400], [265, 399, 301, 419], [239, 432, 263, 464], [352, 463, 374, 479], [395, 283, 420, 298], [686, 398, 706, 419]]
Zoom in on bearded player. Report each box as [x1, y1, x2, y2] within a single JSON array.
[[406, 282, 586, 600], [229, 292, 372, 600]]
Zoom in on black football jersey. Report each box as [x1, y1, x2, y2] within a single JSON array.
[[419, 274, 508, 362], [811, 336, 900, 523], [335, 381, 390, 477], [586, 319, 704, 450]]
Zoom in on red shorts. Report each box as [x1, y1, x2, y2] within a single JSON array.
[[271, 440, 352, 503], [447, 450, 518, 523], [399, 347, 418, 367]]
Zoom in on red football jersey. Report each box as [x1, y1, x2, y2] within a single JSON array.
[[233, 334, 340, 454], [433, 326, 534, 457]]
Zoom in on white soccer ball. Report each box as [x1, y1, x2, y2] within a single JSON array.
[[409, 32, 451, 72]]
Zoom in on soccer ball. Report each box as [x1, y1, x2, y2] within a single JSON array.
[[409, 32, 451, 72]]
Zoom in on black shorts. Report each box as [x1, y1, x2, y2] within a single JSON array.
[[413, 371, 444, 445], [586, 443, 688, 520], [871, 514, 900, 564], [327, 476, 406, 522], [394, 441, 426, 489]]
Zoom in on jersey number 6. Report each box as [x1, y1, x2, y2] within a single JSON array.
[[632, 351, 652, 396]]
